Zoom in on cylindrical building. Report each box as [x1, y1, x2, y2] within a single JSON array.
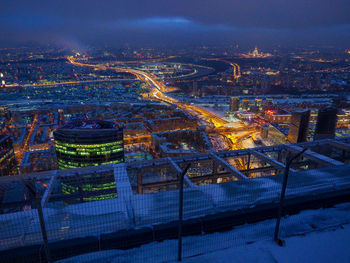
[[54, 120, 124, 169]]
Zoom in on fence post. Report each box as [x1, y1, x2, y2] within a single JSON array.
[[178, 163, 191, 262], [274, 148, 307, 245], [25, 179, 51, 262]]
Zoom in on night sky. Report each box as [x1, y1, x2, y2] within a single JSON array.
[[1, 0, 350, 48]]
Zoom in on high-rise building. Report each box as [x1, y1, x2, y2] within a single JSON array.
[[53, 120, 123, 202], [58, 109, 64, 126], [0, 135, 18, 176], [261, 124, 270, 139], [192, 82, 198, 96], [314, 106, 338, 140], [261, 124, 269, 139], [255, 98, 263, 110], [241, 99, 250, 111], [288, 110, 310, 143], [54, 120, 124, 170], [263, 98, 273, 108], [229, 97, 240, 112]]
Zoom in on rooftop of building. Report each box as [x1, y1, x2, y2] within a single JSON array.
[[2, 137, 350, 261], [59, 119, 118, 130]]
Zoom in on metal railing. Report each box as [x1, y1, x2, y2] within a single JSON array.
[[1, 138, 350, 262]]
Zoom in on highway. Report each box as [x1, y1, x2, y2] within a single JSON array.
[[67, 56, 229, 128], [202, 58, 241, 79], [11, 57, 249, 164], [9, 78, 136, 88], [66, 56, 259, 152], [110, 56, 178, 65]]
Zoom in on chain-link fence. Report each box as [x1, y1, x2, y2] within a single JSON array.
[[1, 139, 350, 262]]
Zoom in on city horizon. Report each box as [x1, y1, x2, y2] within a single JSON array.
[[1, 1, 350, 263]]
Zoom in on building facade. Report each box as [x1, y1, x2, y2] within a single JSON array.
[[314, 106, 338, 140], [229, 97, 240, 112], [288, 110, 311, 143], [54, 120, 124, 169]]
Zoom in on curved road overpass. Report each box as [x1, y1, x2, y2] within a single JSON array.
[[67, 56, 228, 127]]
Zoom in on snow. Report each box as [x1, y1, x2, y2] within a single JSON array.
[[183, 225, 350, 263], [0, 198, 130, 249], [131, 188, 214, 225], [2, 164, 350, 253], [56, 202, 350, 263]]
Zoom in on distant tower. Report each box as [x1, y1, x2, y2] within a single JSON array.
[[252, 46, 259, 57], [261, 124, 269, 139], [263, 98, 273, 109], [58, 109, 64, 126], [0, 69, 5, 88], [229, 97, 240, 112], [241, 99, 250, 111], [255, 98, 263, 110], [288, 110, 311, 143], [314, 106, 338, 140], [192, 82, 198, 96]]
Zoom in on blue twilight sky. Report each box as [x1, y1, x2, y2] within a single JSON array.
[[0, 0, 350, 47]]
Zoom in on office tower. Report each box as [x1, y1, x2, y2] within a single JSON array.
[[314, 106, 338, 140], [58, 109, 64, 126], [261, 124, 269, 139], [263, 98, 273, 108], [241, 99, 250, 111], [255, 98, 263, 110], [229, 97, 240, 112], [288, 110, 310, 143], [192, 82, 198, 96], [0, 135, 18, 176], [54, 120, 124, 169]]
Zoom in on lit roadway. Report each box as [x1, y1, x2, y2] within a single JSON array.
[[110, 56, 178, 65], [9, 78, 136, 88], [16, 114, 39, 163], [11, 56, 248, 163], [67, 56, 228, 128], [67, 56, 258, 151], [202, 58, 241, 79]]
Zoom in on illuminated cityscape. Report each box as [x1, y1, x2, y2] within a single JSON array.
[[0, 0, 350, 262], [239, 46, 273, 59], [0, 135, 17, 176]]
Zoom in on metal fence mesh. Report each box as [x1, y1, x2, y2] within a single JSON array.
[[1, 140, 350, 262]]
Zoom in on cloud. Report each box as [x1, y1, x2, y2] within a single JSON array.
[[0, 0, 349, 46], [2, 0, 350, 28]]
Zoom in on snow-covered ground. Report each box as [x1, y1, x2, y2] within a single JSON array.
[[2, 164, 350, 251], [182, 225, 350, 263], [57, 202, 350, 263]]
